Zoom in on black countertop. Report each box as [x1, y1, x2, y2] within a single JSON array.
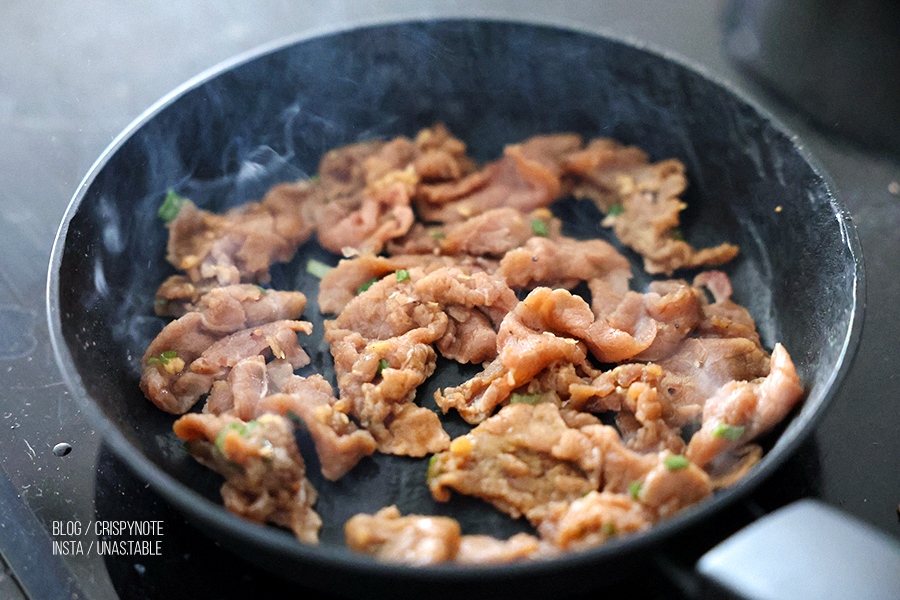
[[1, 2, 898, 599]]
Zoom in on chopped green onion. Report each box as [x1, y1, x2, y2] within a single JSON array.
[[147, 350, 178, 366], [601, 522, 617, 537], [306, 258, 333, 279], [396, 269, 411, 283], [253, 284, 268, 296], [531, 218, 549, 237], [357, 277, 378, 295], [427, 454, 442, 480], [158, 189, 187, 223], [509, 392, 543, 405], [428, 230, 446, 240], [376, 358, 389, 376], [607, 204, 625, 216], [214, 421, 260, 453], [712, 423, 746, 442], [307, 174, 320, 183], [671, 227, 684, 241], [664, 455, 690, 471], [628, 481, 643, 501]]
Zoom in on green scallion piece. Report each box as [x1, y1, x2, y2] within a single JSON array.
[[601, 522, 617, 537], [357, 277, 378, 295], [428, 230, 446, 240], [628, 481, 643, 501], [158, 189, 187, 223], [509, 392, 543, 405], [376, 358, 389, 376], [671, 227, 684, 241], [147, 350, 178, 366], [306, 258, 333, 279], [664, 455, 690, 471], [253, 284, 268, 295], [607, 204, 625, 216], [396, 269, 411, 283], [531, 218, 549, 237], [712, 423, 746, 442]]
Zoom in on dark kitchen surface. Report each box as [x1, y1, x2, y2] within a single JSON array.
[[0, 2, 897, 599]]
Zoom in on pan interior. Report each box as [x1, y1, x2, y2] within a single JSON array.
[[50, 19, 861, 578]]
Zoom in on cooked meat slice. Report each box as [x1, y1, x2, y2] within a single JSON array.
[[636, 450, 712, 519], [411, 123, 477, 182], [316, 175, 417, 255], [164, 181, 318, 288], [153, 275, 217, 317], [141, 286, 307, 414], [190, 320, 312, 379], [417, 134, 582, 224], [434, 300, 589, 424], [317, 253, 498, 316], [537, 492, 652, 551], [656, 337, 771, 423], [434, 306, 498, 364], [693, 270, 761, 346], [439, 207, 561, 258], [140, 311, 220, 414], [685, 343, 803, 467], [497, 236, 632, 290], [257, 361, 377, 481], [194, 284, 307, 333], [173, 413, 321, 544], [564, 139, 738, 275], [631, 280, 704, 361], [318, 139, 386, 200], [325, 273, 450, 455], [454, 533, 544, 564], [428, 403, 608, 523], [345, 505, 461, 565]]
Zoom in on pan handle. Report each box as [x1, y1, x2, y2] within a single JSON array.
[[694, 499, 900, 600]]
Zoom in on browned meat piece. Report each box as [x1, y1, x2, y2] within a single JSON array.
[[497, 236, 632, 290], [142, 318, 311, 415], [685, 344, 803, 467], [564, 139, 738, 274], [173, 413, 321, 544], [257, 362, 378, 481], [190, 320, 312, 379], [164, 182, 318, 289], [428, 403, 609, 523], [657, 337, 771, 423], [345, 505, 544, 565], [194, 285, 307, 333], [631, 280, 705, 361], [316, 175, 417, 255], [693, 270, 761, 346], [411, 123, 477, 182], [153, 275, 217, 317], [537, 492, 652, 551], [637, 450, 712, 518], [438, 207, 561, 258], [434, 298, 589, 424], [325, 273, 450, 456], [141, 285, 307, 414], [317, 253, 497, 316], [345, 505, 461, 565], [455, 533, 544, 564], [417, 135, 583, 224]]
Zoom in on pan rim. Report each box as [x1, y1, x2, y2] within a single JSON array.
[[45, 15, 866, 582]]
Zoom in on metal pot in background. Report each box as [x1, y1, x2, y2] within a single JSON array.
[[724, 0, 900, 155]]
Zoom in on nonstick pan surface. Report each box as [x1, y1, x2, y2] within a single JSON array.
[[48, 18, 863, 600]]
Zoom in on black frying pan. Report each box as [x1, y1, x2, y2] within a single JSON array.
[[47, 19, 864, 600]]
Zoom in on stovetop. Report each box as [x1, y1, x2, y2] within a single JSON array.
[[1, 2, 898, 599]]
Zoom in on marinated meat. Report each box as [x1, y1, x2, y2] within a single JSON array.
[[345, 505, 461, 565], [139, 126, 808, 563], [685, 343, 803, 467], [173, 413, 321, 544], [497, 236, 632, 290], [428, 403, 609, 522], [416, 134, 582, 224], [345, 505, 543, 564], [564, 139, 739, 274]]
